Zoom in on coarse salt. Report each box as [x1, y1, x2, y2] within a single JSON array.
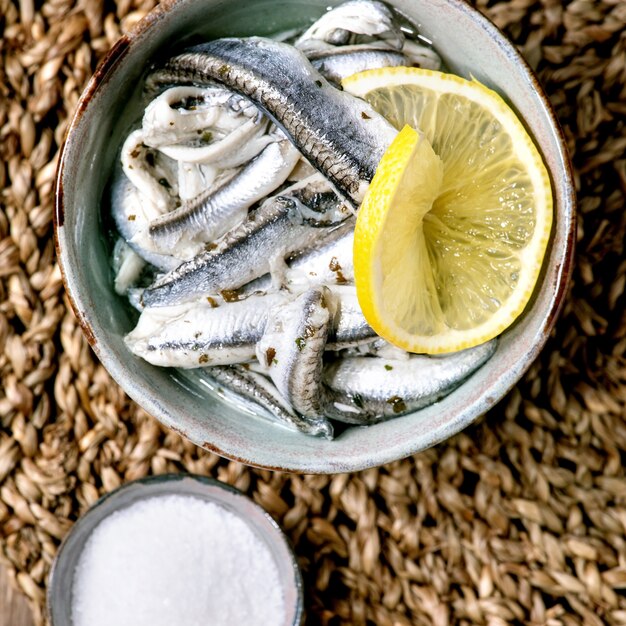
[[71, 495, 286, 626]]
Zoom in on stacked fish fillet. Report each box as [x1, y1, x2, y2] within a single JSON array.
[[111, 0, 496, 439]]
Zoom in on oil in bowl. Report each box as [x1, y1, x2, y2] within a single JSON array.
[[47, 475, 304, 626]]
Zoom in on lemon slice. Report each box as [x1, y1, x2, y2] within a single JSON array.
[[343, 68, 553, 354]]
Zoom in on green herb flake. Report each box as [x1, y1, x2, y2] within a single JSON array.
[[386, 395, 407, 414]]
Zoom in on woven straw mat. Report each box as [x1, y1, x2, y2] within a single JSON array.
[[1, 0, 626, 624]]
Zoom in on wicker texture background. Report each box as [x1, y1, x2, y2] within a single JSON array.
[[1, 0, 625, 624]]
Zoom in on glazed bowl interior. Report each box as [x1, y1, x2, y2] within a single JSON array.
[[56, 0, 575, 473]]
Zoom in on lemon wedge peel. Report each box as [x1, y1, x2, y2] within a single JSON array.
[[345, 67, 553, 355]]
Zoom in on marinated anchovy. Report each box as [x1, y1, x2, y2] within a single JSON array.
[[142, 84, 271, 168], [327, 285, 375, 348], [295, 0, 404, 52], [324, 339, 498, 423], [341, 337, 412, 361], [401, 39, 442, 71], [256, 287, 331, 418], [309, 45, 407, 84], [112, 1, 491, 435], [141, 85, 252, 147], [158, 116, 269, 165], [121, 130, 178, 212], [210, 365, 333, 439], [112, 239, 145, 295], [127, 285, 372, 367], [125, 292, 291, 368], [285, 220, 355, 287], [240, 218, 355, 295], [110, 167, 183, 272], [176, 161, 220, 202], [141, 176, 350, 307], [147, 37, 398, 207], [149, 139, 300, 248]]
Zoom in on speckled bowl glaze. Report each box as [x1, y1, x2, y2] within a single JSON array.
[[54, 0, 575, 473], [47, 474, 304, 625]]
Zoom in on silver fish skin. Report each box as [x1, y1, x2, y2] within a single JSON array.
[[309, 46, 407, 84], [240, 218, 355, 295], [295, 0, 404, 52], [339, 337, 411, 361], [326, 285, 375, 349], [125, 292, 291, 368], [148, 139, 300, 249], [128, 284, 372, 367], [141, 85, 254, 148], [401, 39, 442, 71], [209, 365, 333, 439], [256, 287, 331, 419], [324, 339, 498, 424], [110, 166, 183, 272], [283, 218, 355, 287], [147, 37, 398, 207], [141, 176, 350, 308]]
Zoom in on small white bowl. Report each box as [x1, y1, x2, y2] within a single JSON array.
[[47, 474, 304, 626]]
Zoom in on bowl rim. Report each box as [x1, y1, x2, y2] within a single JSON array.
[[53, 0, 576, 474], [46, 473, 305, 625]]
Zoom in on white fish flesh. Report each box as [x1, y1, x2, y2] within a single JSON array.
[[326, 285, 375, 349], [308, 45, 408, 84], [402, 39, 442, 71], [141, 85, 250, 147], [142, 84, 270, 167], [121, 129, 178, 213], [112, 239, 145, 295], [240, 219, 355, 295], [110, 166, 183, 272]]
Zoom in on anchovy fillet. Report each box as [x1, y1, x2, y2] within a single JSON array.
[[141, 85, 256, 148], [256, 287, 331, 418], [324, 339, 498, 423], [309, 46, 408, 84], [327, 285, 375, 348], [295, 0, 404, 52], [126, 286, 372, 368], [240, 219, 355, 295], [141, 176, 350, 307], [209, 365, 333, 439], [149, 139, 300, 248], [125, 292, 290, 368], [112, 238, 145, 295], [147, 37, 398, 206], [110, 167, 183, 272]]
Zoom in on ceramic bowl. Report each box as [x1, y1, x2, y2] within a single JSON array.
[[47, 474, 304, 625], [54, 0, 575, 473]]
